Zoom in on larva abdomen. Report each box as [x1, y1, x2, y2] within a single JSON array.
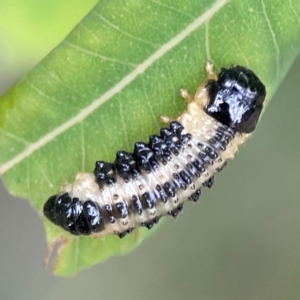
[[44, 62, 266, 239]]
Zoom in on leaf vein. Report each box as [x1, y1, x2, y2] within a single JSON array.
[[142, 79, 160, 129], [261, 0, 280, 79], [63, 41, 137, 67], [93, 12, 160, 48], [0, 128, 30, 145], [26, 81, 73, 107], [289, 0, 300, 25], [149, 0, 195, 20]]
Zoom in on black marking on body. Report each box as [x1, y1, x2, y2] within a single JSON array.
[[94, 162, 116, 187], [203, 177, 214, 189], [44, 121, 227, 238], [114, 151, 139, 182], [168, 203, 184, 218], [44, 64, 266, 239], [104, 204, 115, 224], [132, 195, 143, 215], [83, 200, 103, 232], [134, 142, 159, 173], [155, 184, 168, 203], [164, 181, 176, 197], [142, 191, 156, 209], [115, 202, 128, 219], [189, 189, 202, 202]]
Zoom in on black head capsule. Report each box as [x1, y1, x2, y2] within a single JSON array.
[[206, 66, 266, 133]]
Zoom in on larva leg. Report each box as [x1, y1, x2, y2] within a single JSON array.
[[160, 115, 173, 123], [206, 61, 217, 80], [180, 88, 193, 104], [162, 85, 194, 123], [193, 61, 218, 107]]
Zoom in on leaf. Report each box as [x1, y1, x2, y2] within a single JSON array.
[[1, 0, 300, 276]]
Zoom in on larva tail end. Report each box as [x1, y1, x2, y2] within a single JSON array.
[[43, 194, 62, 226]]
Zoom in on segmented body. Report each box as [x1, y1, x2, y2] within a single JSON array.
[[44, 63, 266, 238]]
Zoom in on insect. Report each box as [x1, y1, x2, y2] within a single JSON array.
[[43, 62, 266, 238]]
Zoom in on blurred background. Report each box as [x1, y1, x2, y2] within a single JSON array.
[[0, 1, 300, 300]]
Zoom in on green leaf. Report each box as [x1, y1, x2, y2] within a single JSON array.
[[1, 0, 300, 276]]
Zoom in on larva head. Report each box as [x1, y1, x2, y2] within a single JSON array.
[[206, 66, 266, 133]]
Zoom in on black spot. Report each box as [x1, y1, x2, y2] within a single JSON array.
[[181, 133, 192, 143], [114, 151, 139, 182], [186, 162, 200, 177], [198, 150, 214, 165], [117, 228, 133, 239], [105, 204, 112, 211], [192, 159, 205, 173], [214, 130, 230, 145], [71, 198, 91, 235], [142, 191, 156, 209], [203, 145, 219, 159], [169, 121, 183, 134], [116, 202, 128, 218], [179, 170, 192, 185], [160, 128, 182, 155], [216, 161, 228, 172], [173, 173, 187, 190], [142, 222, 154, 230], [225, 127, 236, 139], [132, 195, 143, 215], [149, 135, 171, 163], [188, 189, 201, 202], [208, 137, 226, 151], [160, 127, 173, 139], [145, 222, 154, 230], [156, 184, 168, 203], [153, 217, 160, 224], [164, 181, 176, 197], [103, 204, 115, 223], [170, 121, 192, 143], [203, 177, 214, 188], [118, 232, 127, 239], [134, 142, 159, 173], [83, 200, 103, 232], [169, 204, 183, 218], [94, 161, 116, 187]]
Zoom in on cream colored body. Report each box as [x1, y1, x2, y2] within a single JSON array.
[[60, 62, 251, 237]]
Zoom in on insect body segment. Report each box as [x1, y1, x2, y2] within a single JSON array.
[[43, 63, 266, 238]]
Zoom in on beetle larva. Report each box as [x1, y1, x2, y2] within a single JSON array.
[[43, 62, 266, 238]]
